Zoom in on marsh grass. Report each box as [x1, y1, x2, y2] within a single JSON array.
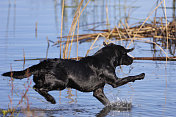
[[56, 0, 175, 58], [57, 20, 175, 41], [55, 18, 175, 59], [1, 67, 32, 117]]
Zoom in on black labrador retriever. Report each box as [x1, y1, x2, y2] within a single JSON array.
[[2, 43, 145, 106]]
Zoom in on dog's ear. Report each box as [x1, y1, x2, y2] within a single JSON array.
[[103, 42, 107, 46], [103, 42, 114, 46], [127, 48, 135, 52]]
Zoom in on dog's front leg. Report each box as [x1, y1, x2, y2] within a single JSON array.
[[93, 87, 110, 106], [111, 73, 145, 88]]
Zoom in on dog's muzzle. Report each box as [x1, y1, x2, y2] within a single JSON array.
[[120, 55, 133, 65]]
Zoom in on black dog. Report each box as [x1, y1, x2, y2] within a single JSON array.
[[2, 43, 145, 106]]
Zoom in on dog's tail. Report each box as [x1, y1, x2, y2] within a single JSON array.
[[2, 64, 40, 79]]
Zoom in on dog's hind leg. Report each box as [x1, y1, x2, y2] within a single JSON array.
[[33, 85, 56, 104], [93, 88, 110, 106], [32, 74, 68, 104]]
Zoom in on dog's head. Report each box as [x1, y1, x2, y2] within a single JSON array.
[[101, 42, 134, 67]]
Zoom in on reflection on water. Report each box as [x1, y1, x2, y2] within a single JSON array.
[[0, 0, 176, 117]]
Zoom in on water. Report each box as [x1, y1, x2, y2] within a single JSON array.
[[0, 0, 176, 116]]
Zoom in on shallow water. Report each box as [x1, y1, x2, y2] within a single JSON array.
[[0, 0, 176, 117]]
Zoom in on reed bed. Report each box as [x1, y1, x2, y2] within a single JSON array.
[[56, 19, 175, 44], [53, 18, 176, 61], [54, 0, 175, 60]]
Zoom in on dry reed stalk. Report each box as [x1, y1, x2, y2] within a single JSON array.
[[76, 11, 80, 60], [66, 88, 74, 104], [68, 0, 91, 59], [134, 57, 176, 61], [122, 22, 131, 39], [106, 27, 116, 40], [119, 23, 129, 40], [9, 64, 14, 112], [105, 2, 110, 29], [57, 33, 94, 40], [59, 91, 61, 104], [23, 49, 25, 69], [68, 18, 78, 59], [86, 33, 101, 56], [46, 36, 49, 59], [163, 0, 169, 62], [115, 26, 123, 40], [63, 0, 84, 59], [35, 22, 38, 38], [15, 75, 32, 111], [60, 0, 64, 58], [14, 52, 176, 62], [63, 44, 65, 59], [69, 56, 176, 61]]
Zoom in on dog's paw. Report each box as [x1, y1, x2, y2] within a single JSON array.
[[136, 73, 145, 80], [46, 96, 56, 104], [140, 73, 145, 78], [51, 99, 56, 104], [47, 98, 56, 104]]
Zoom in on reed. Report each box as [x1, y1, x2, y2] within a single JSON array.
[[23, 49, 25, 69], [68, 0, 91, 59], [46, 36, 49, 59], [60, 0, 64, 58], [35, 21, 38, 38], [163, 0, 169, 62], [63, 0, 84, 59]]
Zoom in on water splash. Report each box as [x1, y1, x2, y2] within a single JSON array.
[[109, 97, 132, 111]]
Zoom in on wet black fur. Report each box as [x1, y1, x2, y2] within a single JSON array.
[[2, 43, 145, 106]]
